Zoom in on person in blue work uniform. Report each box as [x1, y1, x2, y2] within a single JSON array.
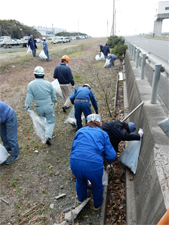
[[69, 84, 98, 130], [70, 114, 116, 209], [28, 35, 37, 57], [53, 55, 75, 113], [25, 66, 57, 146], [0, 101, 20, 164], [98, 44, 103, 53], [42, 37, 50, 61], [107, 53, 117, 67], [102, 42, 110, 60], [102, 120, 143, 152]]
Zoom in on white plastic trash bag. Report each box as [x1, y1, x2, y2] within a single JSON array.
[[120, 139, 142, 174], [39, 50, 47, 60], [27, 46, 32, 54], [104, 58, 111, 68], [95, 52, 105, 61], [0, 143, 10, 164], [27, 109, 48, 144], [64, 106, 84, 128], [51, 79, 64, 99], [102, 169, 108, 186]]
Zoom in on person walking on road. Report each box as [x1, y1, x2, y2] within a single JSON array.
[[42, 37, 50, 61], [70, 114, 116, 210], [28, 35, 37, 57], [102, 120, 143, 152], [0, 101, 20, 164], [69, 84, 98, 130], [25, 66, 57, 146], [102, 42, 110, 60], [53, 55, 75, 113]]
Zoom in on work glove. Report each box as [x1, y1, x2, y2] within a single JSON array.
[[72, 85, 75, 89], [53, 102, 57, 108], [138, 128, 144, 138]]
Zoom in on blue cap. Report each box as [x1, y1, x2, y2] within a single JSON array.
[[128, 122, 136, 133]]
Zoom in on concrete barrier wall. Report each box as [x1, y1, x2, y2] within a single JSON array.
[[124, 51, 169, 224]]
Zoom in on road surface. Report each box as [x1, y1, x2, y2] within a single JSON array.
[[126, 35, 169, 111]]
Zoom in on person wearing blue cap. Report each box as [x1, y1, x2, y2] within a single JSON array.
[[102, 42, 110, 60], [28, 35, 37, 57], [102, 120, 143, 152], [98, 44, 103, 53], [70, 114, 116, 210]]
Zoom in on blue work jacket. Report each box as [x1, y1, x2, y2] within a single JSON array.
[[0, 101, 13, 123], [70, 126, 116, 165], [53, 64, 74, 86], [102, 44, 110, 56], [43, 41, 48, 51], [70, 87, 98, 113]]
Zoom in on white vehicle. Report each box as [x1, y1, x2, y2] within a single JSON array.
[[55, 36, 63, 43], [0, 36, 28, 48]]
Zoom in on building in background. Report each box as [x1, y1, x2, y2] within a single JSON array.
[[34, 26, 66, 37]]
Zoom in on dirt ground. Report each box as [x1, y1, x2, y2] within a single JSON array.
[[0, 38, 126, 225]]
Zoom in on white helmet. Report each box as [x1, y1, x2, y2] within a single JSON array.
[[87, 114, 101, 123], [83, 84, 91, 89], [34, 66, 45, 76], [42, 37, 46, 41]]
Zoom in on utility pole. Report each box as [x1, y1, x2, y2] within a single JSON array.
[[111, 0, 115, 36], [107, 20, 109, 37]]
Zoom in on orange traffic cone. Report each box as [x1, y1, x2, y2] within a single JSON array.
[[157, 209, 169, 225]]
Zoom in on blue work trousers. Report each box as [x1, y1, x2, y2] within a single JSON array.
[[0, 111, 19, 157], [32, 47, 36, 57], [44, 50, 50, 61], [36, 104, 55, 139], [70, 159, 103, 208], [74, 101, 92, 129]]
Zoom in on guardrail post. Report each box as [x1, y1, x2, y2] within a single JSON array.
[[136, 49, 140, 68], [151, 64, 162, 104], [133, 47, 136, 61], [141, 54, 147, 80]]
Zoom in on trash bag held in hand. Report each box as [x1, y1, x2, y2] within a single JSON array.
[[27, 47, 32, 54], [39, 50, 47, 60], [120, 139, 142, 174], [64, 106, 84, 127], [95, 52, 105, 61], [27, 109, 48, 144], [51, 79, 64, 99], [104, 58, 111, 68], [0, 143, 10, 164]]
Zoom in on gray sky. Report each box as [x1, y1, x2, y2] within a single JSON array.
[[0, 0, 169, 37]]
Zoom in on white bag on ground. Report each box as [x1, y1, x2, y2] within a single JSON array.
[[39, 50, 47, 60], [51, 79, 64, 99], [64, 106, 84, 127], [27, 109, 48, 144], [104, 58, 111, 68], [120, 139, 142, 174], [26, 47, 32, 54], [0, 143, 10, 164]]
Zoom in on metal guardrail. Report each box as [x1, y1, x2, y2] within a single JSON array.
[[125, 40, 169, 104]]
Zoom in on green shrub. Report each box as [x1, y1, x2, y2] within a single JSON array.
[[108, 35, 125, 48], [111, 43, 128, 60]]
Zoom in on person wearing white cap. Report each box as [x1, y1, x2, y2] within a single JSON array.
[[102, 120, 143, 152], [70, 114, 116, 210], [25, 66, 57, 145]]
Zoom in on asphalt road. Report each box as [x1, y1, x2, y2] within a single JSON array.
[[125, 35, 169, 62], [126, 35, 169, 111]]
